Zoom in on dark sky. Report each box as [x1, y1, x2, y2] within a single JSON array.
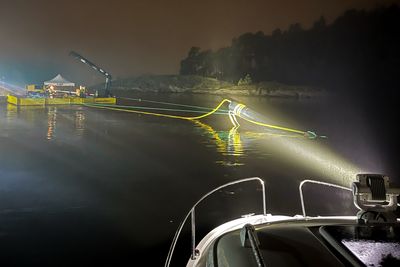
[[0, 0, 398, 85]]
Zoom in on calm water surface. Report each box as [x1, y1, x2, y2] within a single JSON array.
[[0, 93, 396, 266]]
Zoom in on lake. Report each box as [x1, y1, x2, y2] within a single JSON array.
[[0, 92, 397, 266]]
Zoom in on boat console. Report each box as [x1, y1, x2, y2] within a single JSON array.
[[352, 174, 399, 223]]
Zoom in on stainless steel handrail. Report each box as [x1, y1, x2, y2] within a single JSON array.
[[165, 177, 266, 267], [299, 179, 355, 217]]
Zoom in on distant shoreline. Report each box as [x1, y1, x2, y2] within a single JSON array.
[[106, 75, 323, 99]]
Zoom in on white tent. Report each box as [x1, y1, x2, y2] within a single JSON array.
[[44, 74, 75, 87]]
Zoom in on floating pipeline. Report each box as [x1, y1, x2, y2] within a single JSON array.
[[82, 99, 230, 121], [117, 97, 224, 111], [227, 101, 324, 139], [85, 98, 325, 139], [83, 103, 229, 115], [4, 94, 323, 139]]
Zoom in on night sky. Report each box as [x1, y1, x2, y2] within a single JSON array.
[[0, 0, 399, 85]]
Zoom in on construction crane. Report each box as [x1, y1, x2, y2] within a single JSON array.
[[69, 51, 112, 97]]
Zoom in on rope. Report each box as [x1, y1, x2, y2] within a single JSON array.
[[85, 98, 316, 138], [83, 99, 232, 120], [85, 103, 228, 115], [117, 97, 222, 111]]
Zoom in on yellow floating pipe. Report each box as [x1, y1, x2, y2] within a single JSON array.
[[83, 99, 231, 120]]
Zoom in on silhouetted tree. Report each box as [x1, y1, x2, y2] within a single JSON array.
[[180, 47, 201, 75], [179, 4, 400, 92]]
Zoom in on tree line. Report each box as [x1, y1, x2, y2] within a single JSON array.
[[180, 5, 400, 92]]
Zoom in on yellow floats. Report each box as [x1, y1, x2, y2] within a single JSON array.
[[6, 95, 116, 106]]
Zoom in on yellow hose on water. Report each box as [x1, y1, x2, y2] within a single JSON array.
[[84, 98, 308, 136], [231, 103, 306, 135], [83, 99, 231, 120], [240, 116, 306, 135]]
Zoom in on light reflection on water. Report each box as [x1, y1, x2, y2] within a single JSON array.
[[47, 107, 57, 140], [0, 96, 370, 186], [6, 104, 18, 121], [194, 121, 245, 166], [193, 119, 312, 167], [74, 110, 85, 136], [3, 105, 87, 140], [0, 94, 390, 266], [0, 98, 363, 188]]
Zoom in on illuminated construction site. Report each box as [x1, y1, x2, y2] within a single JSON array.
[[3, 51, 116, 106], [6, 74, 115, 106]]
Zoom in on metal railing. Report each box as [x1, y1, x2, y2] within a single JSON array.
[[165, 177, 266, 267], [299, 179, 354, 217]]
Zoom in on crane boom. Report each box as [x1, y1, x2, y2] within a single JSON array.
[[69, 51, 112, 97]]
